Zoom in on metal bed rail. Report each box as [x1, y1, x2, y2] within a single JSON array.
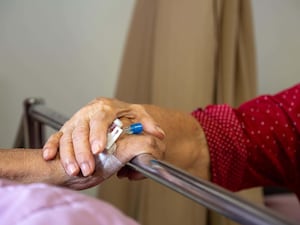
[[15, 98, 297, 225]]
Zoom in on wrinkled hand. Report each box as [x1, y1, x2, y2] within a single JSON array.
[[43, 98, 165, 178], [61, 134, 165, 189]]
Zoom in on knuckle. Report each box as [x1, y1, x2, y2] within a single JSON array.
[[95, 98, 110, 109], [93, 97, 107, 104], [131, 104, 146, 114], [87, 98, 115, 120], [60, 134, 72, 145], [71, 121, 89, 141], [73, 124, 87, 136]]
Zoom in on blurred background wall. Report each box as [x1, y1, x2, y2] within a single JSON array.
[[0, 0, 135, 148], [253, 0, 300, 94], [0, 0, 299, 194]]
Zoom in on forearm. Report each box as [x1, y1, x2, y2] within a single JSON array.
[[0, 149, 68, 185], [0, 149, 128, 190], [141, 104, 210, 180]]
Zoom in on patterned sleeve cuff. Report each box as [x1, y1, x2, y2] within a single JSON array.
[[191, 105, 248, 191]]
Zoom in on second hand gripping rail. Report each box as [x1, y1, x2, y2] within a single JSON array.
[[17, 98, 296, 225]]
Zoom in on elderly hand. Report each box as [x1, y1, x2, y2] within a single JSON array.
[[43, 98, 166, 178], [63, 134, 165, 189]]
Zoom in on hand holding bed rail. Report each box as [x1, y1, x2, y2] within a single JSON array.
[[16, 97, 297, 225]]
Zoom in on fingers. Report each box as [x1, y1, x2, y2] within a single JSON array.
[[59, 127, 80, 176], [72, 119, 95, 177], [128, 104, 165, 139], [114, 134, 165, 166], [140, 117, 165, 139], [43, 131, 63, 160], [89, 111, 115, 154], [43, 97, 165, 179], [113, 134, 166, 180]]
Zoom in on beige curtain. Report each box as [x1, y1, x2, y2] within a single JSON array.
[[98, 0, 262, 225]]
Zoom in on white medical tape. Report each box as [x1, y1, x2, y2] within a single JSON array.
[[93, 118, 125, 179], [106, 126, 123, 150], [95, 150, 124, 179]]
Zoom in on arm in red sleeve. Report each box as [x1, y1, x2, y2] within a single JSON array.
[[191, 84, 300, 196]]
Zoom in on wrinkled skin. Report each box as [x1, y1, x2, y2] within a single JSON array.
[[43, 97, 210, 182], [43, 98, 166, 178]]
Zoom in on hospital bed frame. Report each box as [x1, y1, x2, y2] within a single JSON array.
[[13, 98, 296, 225]]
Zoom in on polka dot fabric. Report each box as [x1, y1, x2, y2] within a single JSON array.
[[192, 84, 300, 197]]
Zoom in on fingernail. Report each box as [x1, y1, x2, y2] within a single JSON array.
[[80, 162, 91, 177], [42, 148, 49, 159], [156, 126, 165, 138], [67, 163, 78, 176], [92, 141, 101, 154]]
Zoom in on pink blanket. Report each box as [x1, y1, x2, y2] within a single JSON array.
[[0, 179, 138, 225]]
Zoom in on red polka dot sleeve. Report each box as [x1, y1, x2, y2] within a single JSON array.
[[191, 83, 300, 196]]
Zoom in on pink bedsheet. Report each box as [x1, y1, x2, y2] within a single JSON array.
[[0, 179, 138, 225]]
